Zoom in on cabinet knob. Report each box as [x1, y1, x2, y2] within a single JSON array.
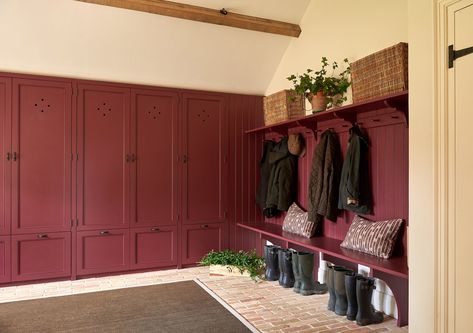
[[37, 234, 48, 239], [100, 230, 110, 235], [151, 227, 160, 232]]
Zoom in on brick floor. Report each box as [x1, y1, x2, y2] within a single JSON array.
[[0, 267, 408, 332]]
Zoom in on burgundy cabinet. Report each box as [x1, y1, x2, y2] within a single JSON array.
[[182, 223, 225, 265], [130, 226, 177, 269], [12, 232, 71, 282], [182, 93, 227, 225], [11, 79, 73, 234], [130, 89, 179, 227], [77, 84, 130, 231], [0, 78, 11, 236], [77, 229, 130, 275], [0, 236, 11, 283]]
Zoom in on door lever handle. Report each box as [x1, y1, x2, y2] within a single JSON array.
[[151, 227, 160, 232], [100, 230, 110, 235], [37, 234, 48, 239]]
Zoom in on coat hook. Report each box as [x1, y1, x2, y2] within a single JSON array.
[[220, 8, 228, 15]]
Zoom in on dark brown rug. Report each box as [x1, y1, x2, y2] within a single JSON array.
[[0, 280, 257, 333]]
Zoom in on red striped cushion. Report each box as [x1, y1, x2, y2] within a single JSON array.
[[282, 203, 315, 238], [340, 215, 403, 259]]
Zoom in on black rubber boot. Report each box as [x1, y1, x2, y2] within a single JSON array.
[[278, 249, 295, 288], [334, 267, 353, 316], [327, 265, 345, 311], [298, 252, 328, 296], [264, 245, 280, 281], [356, 277, 384, 326], [291, 250, 301, 293], [345, 271, 362, 320]]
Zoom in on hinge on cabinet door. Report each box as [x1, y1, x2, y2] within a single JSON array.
[[76, 153, 79, 161], [449, 44, 473, 68]]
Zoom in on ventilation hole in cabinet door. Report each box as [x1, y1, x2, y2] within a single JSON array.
[[33, 98, 51, 113], [97, 102, 112, 117], [197, 109, 210, 123], [146, 106, 161, 120]]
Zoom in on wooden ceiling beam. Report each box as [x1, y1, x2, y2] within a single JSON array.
[[76, 0, 301, 37]]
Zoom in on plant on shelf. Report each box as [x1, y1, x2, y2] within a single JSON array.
[[199, 249, 265, 281], [287, 57, 351, 112]]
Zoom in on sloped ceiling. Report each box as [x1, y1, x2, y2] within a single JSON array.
[[0, 0, 310, 95]]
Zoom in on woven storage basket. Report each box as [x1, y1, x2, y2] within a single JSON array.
[[351, 42, 408, 102], [263, 90, 304, 126]]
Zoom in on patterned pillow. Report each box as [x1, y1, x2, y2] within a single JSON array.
[[282, 203, 315, 238], [340, 215, 403, 259]]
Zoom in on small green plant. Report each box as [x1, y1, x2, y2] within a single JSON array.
[[287, 57, 351, 107], [199, 249, 265, 281]]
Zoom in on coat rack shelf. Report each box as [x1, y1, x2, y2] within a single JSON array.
[[245, 90, 408, 135]]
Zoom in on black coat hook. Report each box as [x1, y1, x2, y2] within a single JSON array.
[[220, 8, 228, 15]]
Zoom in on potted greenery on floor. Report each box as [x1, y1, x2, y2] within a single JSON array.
[[287, 57, 351, 113], [200, 249, 265, 281]]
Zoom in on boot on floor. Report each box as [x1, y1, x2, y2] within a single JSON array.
[[291, 249, 301, 293], [278, 249, 295, 288], [345, 271, 362, 320], [298, 252, 328, 296], [326, 265, 345, 311], [264, 245, 280, 281], [334, 267, 353, 316], [356, 277, 384, 326]]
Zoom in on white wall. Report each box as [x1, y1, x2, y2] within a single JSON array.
[[265, 0, 408, 99], [0, 0, 309, 95]]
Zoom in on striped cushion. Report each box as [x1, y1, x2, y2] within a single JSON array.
[[340, 215, 403, 259], [282, 203, 315, 238]]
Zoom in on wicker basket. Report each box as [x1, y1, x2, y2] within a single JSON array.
[[351, 42, 408, 102], [263, 90, 304, 126]]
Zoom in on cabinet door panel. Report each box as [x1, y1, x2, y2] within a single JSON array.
[[12, 232, 71, 282], [131, 90, 178, 226], [0, 78, 11, 236], [182, 223, 224, 265], [78, 85, 130, 230], [182, 94, 227, 225], [12, 79, 72, 234], [77, 229, 130, 275], [130, 226, 177, 269], [0, 236, 11, 283]]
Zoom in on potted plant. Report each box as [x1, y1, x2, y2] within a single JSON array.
[[199, 249, 265, 281], [287, 57, 351, 113]]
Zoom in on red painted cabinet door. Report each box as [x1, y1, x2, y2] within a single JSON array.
[[0, 236, 11, 283], [182, 223, 225, 265], [77, 229, 130, 276], [77, 84, 130, 230], [11, 79, 73, 234], [130, 226, 177, 269], [130, 89, 178, 227], [0, 78, 11, 236], [182, 94, 227, 225], [11, 232, 71, 282]]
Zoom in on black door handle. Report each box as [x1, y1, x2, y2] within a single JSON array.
[[151, 227, 160, 232], [100, 231, 110, 235], [6, 152, 10, 161], [13, 152, 17, 161], [37, 234, 48, 239]]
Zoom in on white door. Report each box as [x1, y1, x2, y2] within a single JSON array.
[[447, 1, 473, 332]]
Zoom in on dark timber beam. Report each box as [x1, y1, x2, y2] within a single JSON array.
[[76, 0, 302, 37]]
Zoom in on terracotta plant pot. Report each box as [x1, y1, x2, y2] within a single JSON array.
[[310, 91, 328, 113]]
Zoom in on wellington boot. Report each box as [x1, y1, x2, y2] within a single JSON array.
[[345, 271, 362, 320], [327, 265, 345, 311], [356, 277, 384, 326], [298, 252, 327, 296], [291, 250, 301, 293], [334, 267, 353, 316], [278, 249, 295, 288], [264, 245, 280, 281]]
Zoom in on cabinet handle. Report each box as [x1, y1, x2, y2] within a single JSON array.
[[131, 154, 136, 162], [151, 227, 160, 232], [100, 230, 110, 235], [37, 234, 48, 239], [125, 154, 130, 163], [183, 155, 187, 164], [6, 152, 11, 161], [201, 224, 209, 229], [13, 152, 17, 161]]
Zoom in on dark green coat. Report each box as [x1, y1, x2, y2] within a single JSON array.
[[338, 126, 371, 214]]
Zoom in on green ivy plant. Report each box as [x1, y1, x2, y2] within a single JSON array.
[[287, 57, 351, 107], [199, 249, 265, 281]]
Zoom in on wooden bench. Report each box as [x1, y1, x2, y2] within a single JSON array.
[[237, 222, 408, 327]]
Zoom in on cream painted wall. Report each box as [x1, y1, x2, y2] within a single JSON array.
[[408, 0, 436, 331], [0, 0, 309, 95], [265, 0, 408, 99]]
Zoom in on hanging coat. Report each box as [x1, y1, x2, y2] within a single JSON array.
[[307, 130, 342, 226], [338, 125, 371, 214], [256, 140, 276, 211]]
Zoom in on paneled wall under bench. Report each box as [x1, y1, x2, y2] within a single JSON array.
[[0, 71, 263, 284], [237, 91, 409, 326]]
